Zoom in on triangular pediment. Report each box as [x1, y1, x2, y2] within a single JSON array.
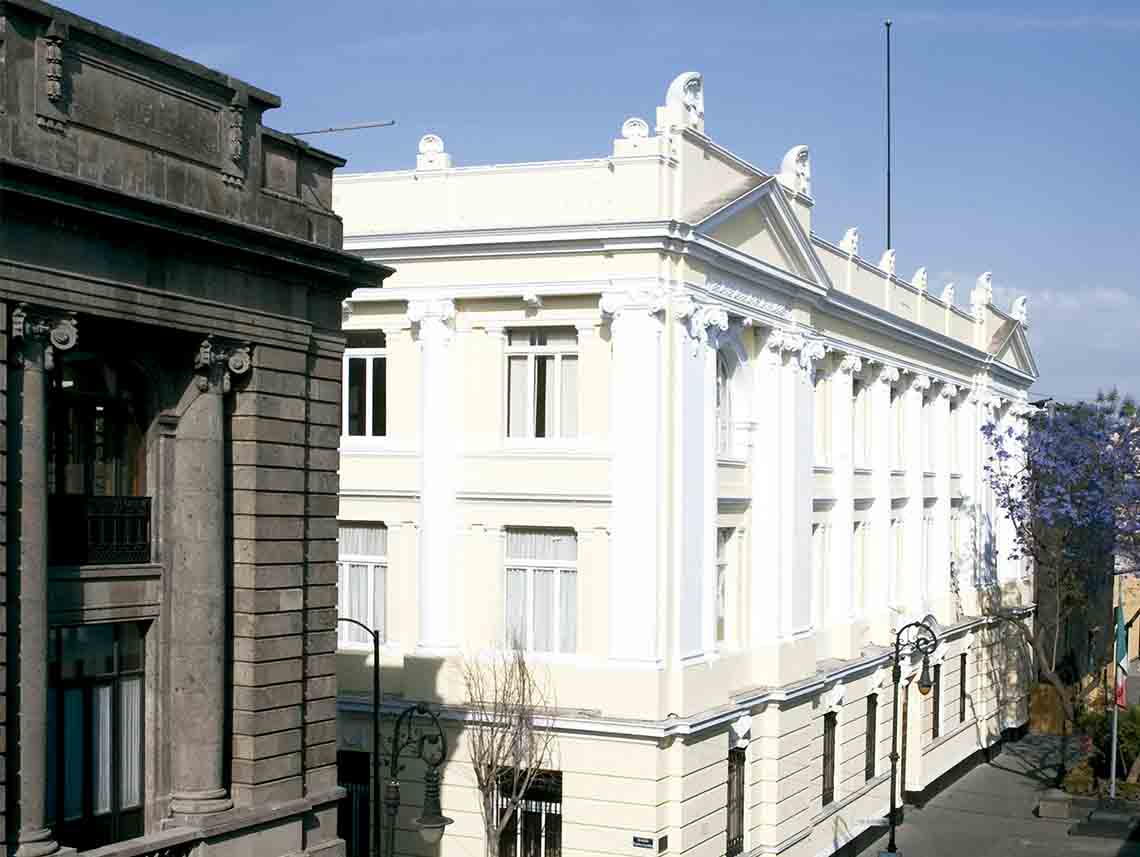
[[694, 178, 830, 289], [991, 321, 1039, 378]]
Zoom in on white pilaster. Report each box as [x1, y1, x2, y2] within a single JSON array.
[[750, 331, 784, 646], [602, 292, 664, 663], [824, 354, 860, 658], [902, 374, 931, 619], [930, 383, 956, 623], [410, 298, 458, 653], [868, 364, 898, 642]]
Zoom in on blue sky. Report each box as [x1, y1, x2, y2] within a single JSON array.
[[68, 1, 1139, 402]]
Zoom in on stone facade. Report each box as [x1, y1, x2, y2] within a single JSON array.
[[0, 2, 389, 855]]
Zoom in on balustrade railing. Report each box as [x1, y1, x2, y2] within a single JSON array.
[[49, 495, 152, 565]]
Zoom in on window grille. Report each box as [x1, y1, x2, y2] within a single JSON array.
[[726, 748, 745, 857], [822, 712, 837, 806], [865, 695, 878, 781], [497, 771, 562, 857], [337, 751, 371, 857]]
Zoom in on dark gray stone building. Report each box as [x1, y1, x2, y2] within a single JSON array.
[[0, 1, 390, 855]]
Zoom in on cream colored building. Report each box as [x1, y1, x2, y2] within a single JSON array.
[[333, 73, 1037, 857]]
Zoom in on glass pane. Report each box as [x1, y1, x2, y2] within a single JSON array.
[[505, 569, 528, 649], [541, 328, 577, 346], [119, 622, 144, 672], [534, 356, 552, 438], [339, 523, 388, 557], [62, 624, 115, 679], [92, 684, 113, 815], [560, 571, 577, 654], [371, 357, 386, 437], [508, 356, 528, 438], [560, 357, 578, 438], [120, 676, 143, 809], [532, 571, 555, 652], [505, 530, 577, 562], [347, 357, 366, 436], [63, 688, 84, 821]]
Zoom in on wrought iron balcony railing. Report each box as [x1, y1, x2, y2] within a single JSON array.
[[49, 495, 152, 565]]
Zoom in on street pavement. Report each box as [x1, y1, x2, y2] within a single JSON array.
[[860, 734, 1140, 857]]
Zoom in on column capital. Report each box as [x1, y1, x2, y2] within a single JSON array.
[[11, 303, 78, 369], [874, 363, 901, 386], [837, 353, 863, 375], [194, 335, 252, 393], [908, 373, 932, 393], [683, 303, 729, 354], [599, 287, 668, 319], [938, 382, 960, 399]]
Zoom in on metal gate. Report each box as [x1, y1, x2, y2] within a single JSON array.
[[337, 751, 371, 857], [726, 749, 745, 857]]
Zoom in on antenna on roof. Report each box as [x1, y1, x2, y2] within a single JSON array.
[[884, 19, 893, 249], [290, 120, 396, 137]]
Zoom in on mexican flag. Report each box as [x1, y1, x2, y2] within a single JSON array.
[[1116, 605, 1129, 709]]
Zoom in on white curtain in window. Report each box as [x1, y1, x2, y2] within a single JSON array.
[[532, 570, 556, 652], [63, 689, 84, 820], [120, 676, 143, 809], [339, 523, 387, 557], [508, 355, 528, 437], [560, 356, 578, 438], [338, 562, 372, 645], [543, 327, 578, 346], [560, 570, 577, 653], [505, 530, 577, 561], [92, 683, 113, 815], [505, 568, 528, 648]]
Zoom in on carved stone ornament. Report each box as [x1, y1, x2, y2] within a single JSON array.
[[407, 298, 457, 341], [765, 327, 805, 357], [729, 714, 752, 748], [839, 227, 859, 257], [910, 374, 932, 393], [778, 145, 811, 197], [1010, 295, 1028, 325], [838, 354, 863, 375], [521, 290, 543, 309], [621, 117, 649, 139], [970, 272, 993, 319], [599, 287, 669, 320], [227, 105, 244, 166], [798, 338, 828, 381], [912, 267, 928, 292], [703, 278, 792, 320], [876, 365, 901, 386], [939, 383, 960, 399], [44, 29, 64, 103], [342, 299, 353, 325], [665, 71, 704, 130], [824, 682, 846, 713], [940, 283, 956, 304], [419, 134, 445, 155], [686, 304, 729, 354], [878, 249, 896, 277], [194, 336, 253, 393], [416, 134, 452, 170], [11, 303, 78, 370]]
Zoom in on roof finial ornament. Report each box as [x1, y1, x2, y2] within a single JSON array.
[[839, 227, 859, 256], [659, 71, 704, 133], [416, 133, 452, 170], [970, 272, 993, 319], [940, 283, 956, 304], [621, 117, 649, 139], [778, 145, 811, 197], [912, 267, 928, 292], [878, 249, 896, 276], [1010, 295, 1028, 325]]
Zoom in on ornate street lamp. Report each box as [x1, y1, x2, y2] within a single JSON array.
[[384, 703, 454, 857], [337, 618, 382, 857], [883, 618, 938, 856]]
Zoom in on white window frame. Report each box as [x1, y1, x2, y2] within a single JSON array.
[[504, 533, 578, 655], [716, 527, 734, 645], [504, 327, 579, 441], [890, 386, 905, 468], [853, 521, 867, 613], [814, 374, 831, 466], [811, 523, 830, 630], [853, 378, 871, 468], [341, 333, 387, 442], [337, 524, 387, 650]]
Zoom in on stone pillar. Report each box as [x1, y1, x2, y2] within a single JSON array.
[[169, 337, 251, 817], [409, 299, 458, 654], [825, 354, 861, 658], [12, 306, 77, 857], [750, 330, 783, 648], [601, 291, 663, 663], [902, 374, 930, 619], [867, 364, 898, 643]]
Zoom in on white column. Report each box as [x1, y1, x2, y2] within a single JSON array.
[[902, 374, 930, 619], [823, 354, 861, 657], [868, 365, 898, 641], [602, 292, 664, 663], [929, 383, 956, 623], [410, 299, 458, 653], [956, 383, 984, 600], [750, 330, 784, 646]]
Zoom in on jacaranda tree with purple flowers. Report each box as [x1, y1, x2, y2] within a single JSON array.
[[984, 391, 1140, 732]]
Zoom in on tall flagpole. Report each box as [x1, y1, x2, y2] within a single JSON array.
[[885, 19, 893, 250]]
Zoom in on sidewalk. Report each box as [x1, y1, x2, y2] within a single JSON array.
[[860, 734, 1140, 857]]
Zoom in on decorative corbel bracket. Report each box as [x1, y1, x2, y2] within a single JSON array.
[[11, 303, 78, 369], [194, 335, 253, 393]]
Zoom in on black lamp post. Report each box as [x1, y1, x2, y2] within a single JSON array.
[[384, 703, 454, 857], [884, 619, 938, 856], [337, 617, 382, 857]]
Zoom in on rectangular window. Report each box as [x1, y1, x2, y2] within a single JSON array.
[[498, 771, 562, 857], [726, 748, 745, 857], [949, 397, 961, 473], [504, 529, 577, 653], [47, 622, 145, 851], [822, 712, 837, 806], [716, 528, 733, 644], [922, 395, 934, 472], [959, 653, 968, 723], [932, 664, 942, 740], [338, 523, 387, 647], [814, 374, 830, 465], [890, 385, 904, 467], [852, 378, 871, 467], [506, 328, 578, 439], [853, 522, 867, 613], [337, 751, 371, 857], [865, 695, 878, 781], [811, 524, 830, 630], [890, 518, 904, 606], [343, 330, 387, 438]]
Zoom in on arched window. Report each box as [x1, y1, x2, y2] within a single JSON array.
[[716, 352, 732, 454]]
